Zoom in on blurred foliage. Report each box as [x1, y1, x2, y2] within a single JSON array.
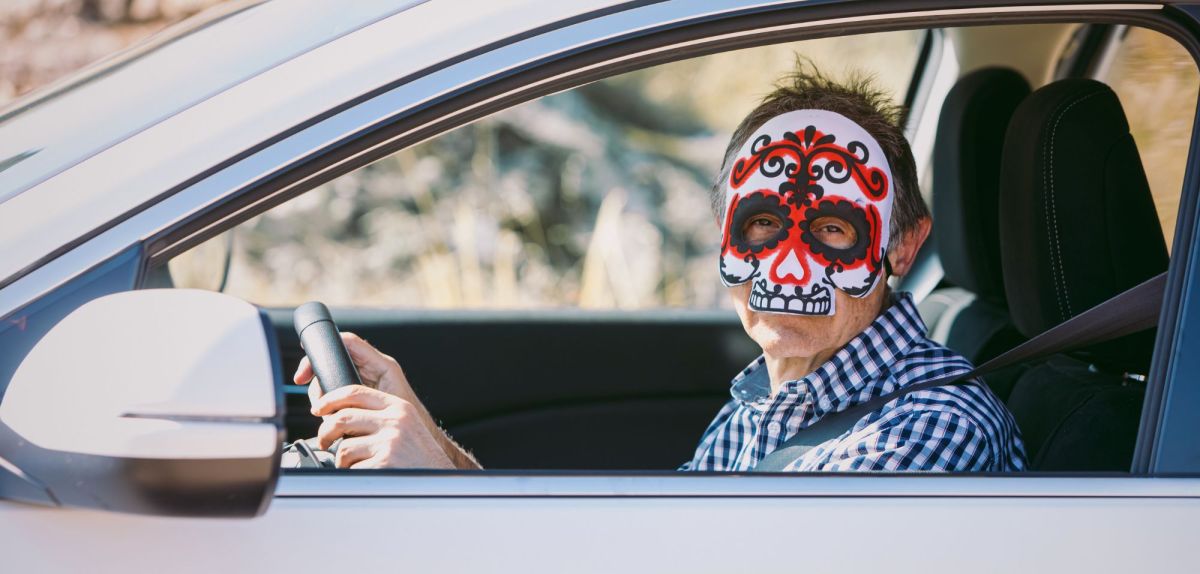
[[0, 0, 225, 103], [215, 33, 923, 309]]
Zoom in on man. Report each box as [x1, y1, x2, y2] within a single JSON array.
[[294, 65, 1027, 472]]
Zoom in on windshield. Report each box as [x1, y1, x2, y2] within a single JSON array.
[[0, 0, 424, 204]]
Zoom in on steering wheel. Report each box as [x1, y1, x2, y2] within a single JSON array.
[[280, 302, 362, 468], [292, 301, 363, 394]]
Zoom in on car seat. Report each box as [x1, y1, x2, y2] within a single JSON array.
[[922, 67, 1030, 400], [997, 78, 1168, 471]]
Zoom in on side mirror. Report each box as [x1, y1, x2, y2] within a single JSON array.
[[0, 289, 282, 517]]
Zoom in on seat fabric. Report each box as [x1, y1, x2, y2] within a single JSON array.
[[1005, 357, 1143, 470], [998, 78, 1167, 472], [924, 67, 1030, 400], [935, 67, 1030, 305]]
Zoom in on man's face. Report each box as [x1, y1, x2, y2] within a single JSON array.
[[718, 109, 895, 357]]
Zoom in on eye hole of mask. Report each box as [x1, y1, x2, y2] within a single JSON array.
[[808, 216, 857, 249], [729, 192, 793, 253], [800, 199, 873, 264], [742, 213, 785, 246]]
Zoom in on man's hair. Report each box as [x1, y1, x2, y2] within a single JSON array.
[[713, 62, 928, 251]]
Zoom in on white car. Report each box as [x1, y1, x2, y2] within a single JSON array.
[[2, 0, 1199, 571]]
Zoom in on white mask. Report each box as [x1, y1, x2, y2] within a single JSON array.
[[719, 109, 894, 316]]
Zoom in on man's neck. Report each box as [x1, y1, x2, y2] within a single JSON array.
[[762, 288, 894, 398], [764, 352, 834, 397]]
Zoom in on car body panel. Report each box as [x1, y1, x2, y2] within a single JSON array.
[[3, 475, 1199, 572]]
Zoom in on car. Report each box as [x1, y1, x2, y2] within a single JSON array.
[[2, 0, 1199, 571]]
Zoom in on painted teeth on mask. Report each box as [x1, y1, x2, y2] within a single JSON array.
[[786, 297, 831, 314], [748, 280, 831, 314], [750, 293, 830, 314]]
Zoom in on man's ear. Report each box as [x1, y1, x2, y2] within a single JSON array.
[[886, 216, 932, 278]]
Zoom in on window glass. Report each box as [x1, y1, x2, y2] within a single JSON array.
[[1104, 26, 1200, 250], [172, 31, 923, 310]]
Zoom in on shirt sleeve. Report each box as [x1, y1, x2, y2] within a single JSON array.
[[796, 409, 993, 472]]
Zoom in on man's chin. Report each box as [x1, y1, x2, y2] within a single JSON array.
[[747, 318, 830, 358]]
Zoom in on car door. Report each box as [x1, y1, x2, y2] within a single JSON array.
[[3, 2, 1200, 572]]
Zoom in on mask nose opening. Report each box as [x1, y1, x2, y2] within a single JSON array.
[[769, 246, 810, 285]]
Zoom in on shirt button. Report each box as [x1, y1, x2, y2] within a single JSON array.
[[767, 422, 782, 435]]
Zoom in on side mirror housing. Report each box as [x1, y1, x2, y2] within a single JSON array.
[[0, 289, 282, 517]]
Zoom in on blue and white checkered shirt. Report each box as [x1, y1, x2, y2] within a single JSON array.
[[680, 292, 1027, 472]]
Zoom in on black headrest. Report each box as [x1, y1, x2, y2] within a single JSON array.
[[999, 79, 1167, 371], [933, 67, 1031, 306]]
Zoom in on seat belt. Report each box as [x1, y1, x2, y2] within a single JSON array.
[[754, 271, 1166, 472]]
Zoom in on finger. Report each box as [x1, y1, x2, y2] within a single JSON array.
[[311, 384, 391, 417], [340, 332, 400, 382], [292, 356, 313, 385], [335, 436, 375, 469], [316, 407, 380, 450], [307, 375, 324, 405], [349, 455, 388, 470]]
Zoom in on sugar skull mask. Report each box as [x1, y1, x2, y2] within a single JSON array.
[[719, 109, 893, 316]]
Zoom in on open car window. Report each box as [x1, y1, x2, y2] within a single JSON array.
[[170, 31, 924, 310], [159, 21, 1196, 475]]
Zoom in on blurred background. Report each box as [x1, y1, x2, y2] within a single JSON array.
[[5, 1, 1195, 311], [206, 33, 921, 311], [0, 0, 223, 102]]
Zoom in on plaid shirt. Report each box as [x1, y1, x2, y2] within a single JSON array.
[[681, 292, 1027, 472]]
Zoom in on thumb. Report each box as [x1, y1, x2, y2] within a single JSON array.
[[293, 356, 313, 385], [307, 374, 325, 408]]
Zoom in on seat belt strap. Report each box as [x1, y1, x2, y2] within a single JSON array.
[[754, 272, 1166, 472]]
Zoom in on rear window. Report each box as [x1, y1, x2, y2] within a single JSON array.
[[1103, 26, 1200, 250]]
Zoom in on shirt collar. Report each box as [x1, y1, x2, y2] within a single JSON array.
[[729, 291, 928, 415]]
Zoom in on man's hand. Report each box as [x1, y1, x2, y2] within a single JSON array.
[[295, 332, 417, 404], [307, 385, 453, 469], [292, 333, 480, 470]]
